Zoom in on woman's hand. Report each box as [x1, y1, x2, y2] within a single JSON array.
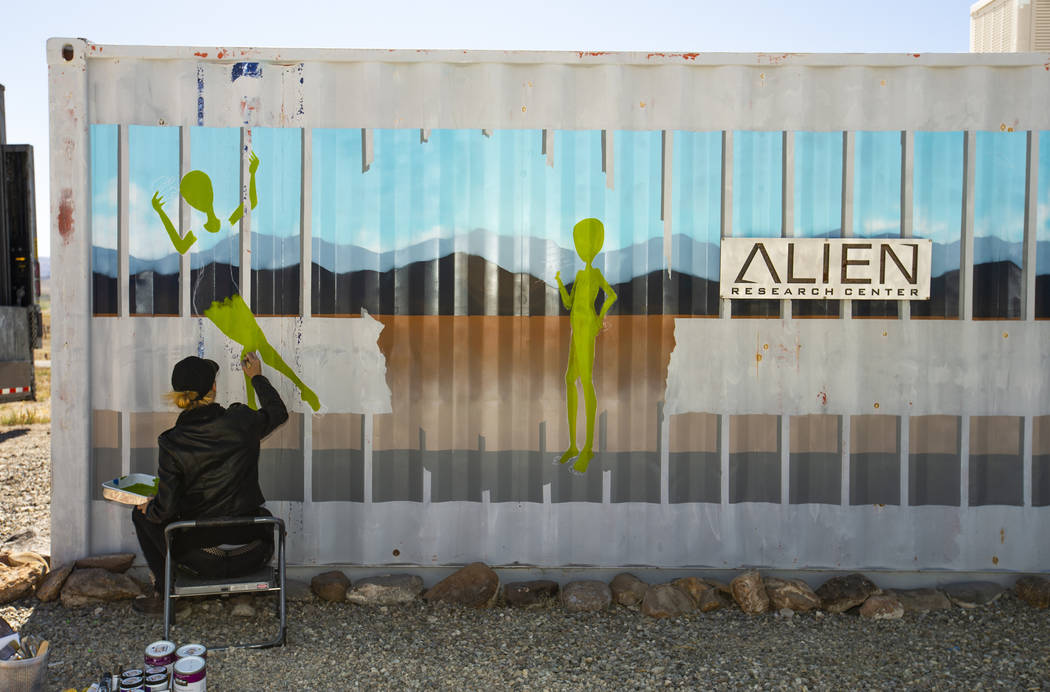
[[242, 351, 262, 379], [135, 499, 150, 514]]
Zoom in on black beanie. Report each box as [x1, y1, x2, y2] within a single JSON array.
[[171, 356, 219, 399]]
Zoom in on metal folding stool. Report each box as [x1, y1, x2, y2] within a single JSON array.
[[162, 516, 286, 650]]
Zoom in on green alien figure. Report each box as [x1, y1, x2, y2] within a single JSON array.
[[555, 217, 617, 475]]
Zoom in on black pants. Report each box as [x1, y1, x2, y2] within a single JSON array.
[[132, 510, 274, 588]]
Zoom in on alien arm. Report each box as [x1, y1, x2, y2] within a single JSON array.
[[152, 192, 197, 255], [597, 272, 618, 321], [228, 152, 260, 224], [249, 151, 259, 209], [556, 272, 572, 311]]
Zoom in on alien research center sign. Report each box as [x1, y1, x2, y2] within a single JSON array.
[[720, 238, 933, 300]]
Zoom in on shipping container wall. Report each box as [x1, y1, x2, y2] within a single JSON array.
[[49, 40, 1050, 571]]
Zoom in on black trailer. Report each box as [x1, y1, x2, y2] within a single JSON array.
[[0, 84, 41, 402]]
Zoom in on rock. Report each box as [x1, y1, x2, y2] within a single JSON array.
[[943, 581, 1004, 609], [670, 577, 710, 607], [346, 574, 424, 606], [0, 552, 48, 603], [35, 562, 74, 602], [285, 579, 314, 602], [424, 563, 500, 608], [887, 588, 951, 612], [560, 580, 611, 612], [763, 577, 821, 613], [698, 588, 734, 613], [124, 566, 154, 595], [705, 579, 733, 596], [311, 570, 351, 602], [641, 583, 695, 618], [859, 593, 904, 619], [75, 553, 135, 573], [60, 567, 142, 607], [730, 570, 769, 614], [609, 573, 648, 607], [816, 573, 881, 613], [503, 580, 559, 608], [2, 551, 48, 572], [1014, 576, 1050, 609]]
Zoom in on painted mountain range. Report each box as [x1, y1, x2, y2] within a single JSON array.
[[92, 230, 1050, 316]]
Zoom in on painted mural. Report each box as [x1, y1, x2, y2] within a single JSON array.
[[88, 121, 1050, 508], [151, 151, 319, 411]]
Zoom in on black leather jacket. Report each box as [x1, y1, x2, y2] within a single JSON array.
[[145, 374, 288, 528]]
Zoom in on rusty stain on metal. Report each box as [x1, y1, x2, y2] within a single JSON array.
[[58, 189, 74, 244], [1003, 331, 1009, 338], [873, 402, 880, 409], [1001, 528, 1005, 544], [194, 51, 208, 58], [757, 53, 797, 65], [992, 555, 999, 565]]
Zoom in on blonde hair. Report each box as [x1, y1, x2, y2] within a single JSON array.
[[165, 389, 216, 410]]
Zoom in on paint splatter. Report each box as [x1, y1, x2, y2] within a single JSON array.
[[297, 64, 305, 116], [196, 66, 205, 126], [197, 318, 205, 358], [58, 189, 74, 244], [231, 62, 262, 81]]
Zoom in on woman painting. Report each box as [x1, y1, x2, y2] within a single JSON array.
[[131, 352, 288, 614]]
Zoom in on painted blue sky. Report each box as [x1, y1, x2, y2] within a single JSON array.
[[313, 129, 662, 256], [93, 125, 1050, 276]]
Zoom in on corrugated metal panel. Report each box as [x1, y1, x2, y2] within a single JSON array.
[[1035, 0, 1050, 50], [50, 40, 1050, 573]]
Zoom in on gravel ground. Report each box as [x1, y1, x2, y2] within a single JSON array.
[[2, 424, 1049, 690], [0, 425, 51, 556]]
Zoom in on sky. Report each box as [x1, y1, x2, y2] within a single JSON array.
[[0, 0, 994, 259]]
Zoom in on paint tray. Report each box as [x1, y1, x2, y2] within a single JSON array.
[[101, 473, 159, 506]]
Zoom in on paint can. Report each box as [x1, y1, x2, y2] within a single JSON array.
[[120, 669, 145, 681], [172, 655, 206, 691], [144, 665, 168, 677], [145, 672, 170, 691], [118, 675, 145, 691], [174, 644, 206, 661], [145, 640, 177, 674]]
